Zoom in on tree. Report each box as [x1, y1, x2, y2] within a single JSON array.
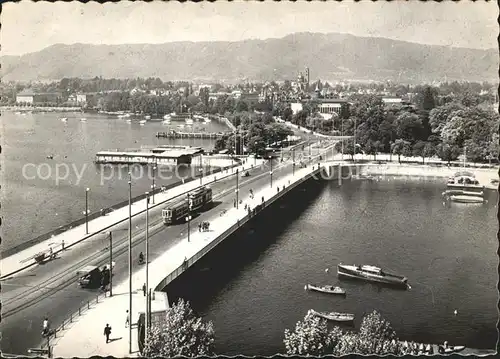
[[412, 141, 435, 164], [143, 299, 215, 357], [436, 142, 461, 165], [391, 139, 411, 164], [395, 111, 423, 142], [428, 103, 464, 135], [284, 310, 404, 356], [364, 140, 383, 160], [283, 310, 332, 356]]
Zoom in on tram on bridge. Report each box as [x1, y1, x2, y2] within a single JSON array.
[[161, 186, 213, 224]]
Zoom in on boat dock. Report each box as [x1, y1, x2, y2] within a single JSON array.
[[156, 131, 229, 139], [94, 145, 204, 165]]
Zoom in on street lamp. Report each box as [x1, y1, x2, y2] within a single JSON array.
[[128, 172, 132, 354], [85, 188, 90, 234]]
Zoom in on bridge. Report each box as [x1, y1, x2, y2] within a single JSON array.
[[0, 139, 333, 356], [2, 140, 495, 357]]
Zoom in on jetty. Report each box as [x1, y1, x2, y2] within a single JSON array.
[[156, 130, 229, 139]]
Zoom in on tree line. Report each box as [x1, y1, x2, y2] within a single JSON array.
[[142, 299, 423, 357]]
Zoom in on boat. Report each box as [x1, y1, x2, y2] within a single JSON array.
[[310, 309, 354, 323], [446, 148, 484, 193], [163, 114, 172, 120], [438, 343, 465, 354], [60, 117, 68, 122], [337, 264, 409, 288], [139, 120, 147, 125], [162, 119, 171, 125], [305, 284, 346, 295], [144, 115, 151, 120], [449, 195, 484, 204], [80, 118, 87, 122]]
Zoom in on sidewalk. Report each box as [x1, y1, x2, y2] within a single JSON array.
[[51, 160, 321, 357], [1, 158, 265, 279]]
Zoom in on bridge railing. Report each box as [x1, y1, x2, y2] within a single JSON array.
[[41, 291, 109, 354]]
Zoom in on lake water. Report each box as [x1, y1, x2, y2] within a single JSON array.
[[1, 111, 228, 251], [167, 177, 498, 356]]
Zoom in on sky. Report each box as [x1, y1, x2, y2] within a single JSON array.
[[1, 0, 498, 56]]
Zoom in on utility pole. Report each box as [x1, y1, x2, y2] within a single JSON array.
[[236, 168, 239, 209], [85, 188, 90, 234], [151, 158, 157, 204], [341, 119, 344, 160], [128, 172, 132, 354], [109, 231, 113, 297], [270, 157, 273, 188], [145, 192, 150, 345]]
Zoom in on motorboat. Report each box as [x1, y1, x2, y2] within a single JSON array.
[[310, 309, 354, 323], [305, 284, 346, 295], [337, 264, 409, 288], [438, 343, 465, 354], [447, 171, 484, 192]]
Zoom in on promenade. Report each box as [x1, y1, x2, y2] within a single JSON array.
[[1, 158, 264, 280], [50, 153, 327, 357]]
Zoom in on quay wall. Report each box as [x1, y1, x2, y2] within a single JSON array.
[[323, 162, 498, 189]]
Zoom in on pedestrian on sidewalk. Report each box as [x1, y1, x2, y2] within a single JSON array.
[[233, 199, 236, 207], [142, 283, 146, 297], [104, 324, 112, 343], [61, 239, 65, 250], [198, 223, 202, 232], [125, 310, 129, 328]]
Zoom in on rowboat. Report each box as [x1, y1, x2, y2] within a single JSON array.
[[305, 284, 346, 295], [438, 344, 465, 354], [310, 309, 354, 323]]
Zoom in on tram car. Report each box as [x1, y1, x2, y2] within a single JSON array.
[[162, 186, 213, 224]]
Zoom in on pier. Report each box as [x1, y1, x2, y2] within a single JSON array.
[[156, 130, 229, 139], [94, 145, 204, 165]]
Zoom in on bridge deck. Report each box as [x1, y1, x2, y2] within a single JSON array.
[[51, 160, 324, 357]]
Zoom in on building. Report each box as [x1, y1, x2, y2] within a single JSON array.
[[15, 90, 62, 105], [318, 99, 349, 119], [382, 97, 413, 110]]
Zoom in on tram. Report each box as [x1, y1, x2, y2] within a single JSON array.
[[162, 186, 213, 224]]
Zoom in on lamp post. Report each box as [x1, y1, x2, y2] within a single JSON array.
[[128, 172, 132, 354], [292, 149, 295, 176], [85, 188, 90, 234], [145, 192, 150, 344], [269, 156, 273, 188], [353, 117, 357, 163]]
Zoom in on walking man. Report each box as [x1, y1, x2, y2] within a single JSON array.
[[142, 283, 146, 297], [104, 324, 112, 343], [125, 310, 129, 328]]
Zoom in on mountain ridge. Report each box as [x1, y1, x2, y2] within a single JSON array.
[[2, 32, 497, 83]]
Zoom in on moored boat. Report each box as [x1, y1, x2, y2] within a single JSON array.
[[310, 309, 354, 323], [60, 117, 68, 122], [337, 264, 408, 288], [449, 195, 484, 204], [305, 284, 346, 295]]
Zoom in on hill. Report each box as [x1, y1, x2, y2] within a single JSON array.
[[1, 32, 497, 83]]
